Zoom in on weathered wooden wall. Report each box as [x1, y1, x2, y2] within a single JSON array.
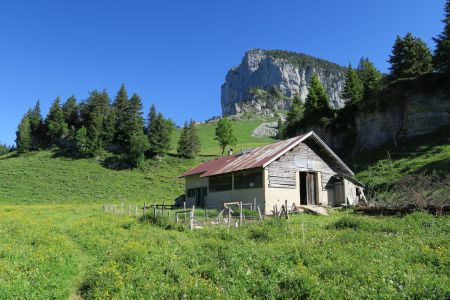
[[266, 140, 343, 189]]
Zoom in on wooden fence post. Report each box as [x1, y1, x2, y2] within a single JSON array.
[[176, 213, 179, 225], [253, 198, 256, 211], [128, 204, 131, 216], [239, 202, 243, 226], [285, 200, 289, 219], [121, 202, 124, 215], [258, 205, 262, 221], [190, 205, 195, 231], [183, 202, 186, 223], [228, 207, 231, 228]]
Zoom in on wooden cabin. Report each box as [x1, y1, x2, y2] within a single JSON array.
[[179, 131, 364, 214]]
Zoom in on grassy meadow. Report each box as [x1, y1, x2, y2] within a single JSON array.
[[0, 119, 449, 299]]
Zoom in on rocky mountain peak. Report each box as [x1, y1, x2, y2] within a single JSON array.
[[221, 49, 347, 116]]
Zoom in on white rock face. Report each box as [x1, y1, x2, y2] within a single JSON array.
[[221, 49, 347, 116], [251, 122, 279, 138]]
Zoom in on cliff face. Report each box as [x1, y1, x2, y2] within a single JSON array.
[[354, 93, 450, 150], [221, 49, 347, 116]]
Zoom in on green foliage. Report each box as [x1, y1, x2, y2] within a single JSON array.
[[146, 104, 174, 157], [303, 74, 333, 126], [177, 120, 201, 158], [80, 90, 112, 155], [214, 118, 237, 155], [388, 33, 433, 80], [46, 97, 69, 144], [15, 113, 32, 153], [28, 101, 44, 149], [433, 0, 450, 74], [112, 84, 130, 148], [62, 95, 79, 131], [357, 57, 383, 99], [0, 143, 10, 155], [283, 95, 304, 137], [127, 130, 150, 167], [342, 64, 364, 103], [75, 126, 90, 156]]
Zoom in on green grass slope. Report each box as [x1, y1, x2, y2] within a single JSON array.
[[355, 125, 450, 190], [0, 118, 275, 204], [171, 118, 276, 156]]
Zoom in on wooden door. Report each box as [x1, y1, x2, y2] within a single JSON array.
[[306, 173, 316, 205]]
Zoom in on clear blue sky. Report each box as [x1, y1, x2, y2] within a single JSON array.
[[0, 0, 446, 146]]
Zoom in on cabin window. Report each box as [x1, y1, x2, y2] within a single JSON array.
[[234, 169, 263, 189], [209, 173, 232, 192], [187, 188, 195, 198]]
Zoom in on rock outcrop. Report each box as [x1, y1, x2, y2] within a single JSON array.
[[221, 49, 347, 116]]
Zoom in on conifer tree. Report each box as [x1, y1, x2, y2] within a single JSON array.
[[433, 0, 450, 74], [277, 116, 284, 139], [146, 104, 174, 157], [124, 93, 147, 166], [112, 84, 130, 148], [304, 74, 330, 117], [80, 90, 111, 154], [284, 95, 304, 137], [388, 32, 433, 79], [177, 120, 201, 158], [214, 118, 237, 156], [28, 101, 44, 149], [62, 95, 79, 130], [342, 64, 364, 104], [16, 113, 32, 153], [357, 58, 383, 99], [46, 97, 68, 144]]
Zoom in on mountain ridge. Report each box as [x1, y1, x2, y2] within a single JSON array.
[[221, 49, 347, 116]]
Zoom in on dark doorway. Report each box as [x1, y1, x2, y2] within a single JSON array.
[[300, 172, 317, 205], [195, 187, 207, 207]]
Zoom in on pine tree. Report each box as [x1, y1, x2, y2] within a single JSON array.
[[433, 0, 450, 74], [28, 101, 44, 149], [112, 84, 130, 148], [80, 90, 111, 154], [342, 64, 364, 104], [46, 97, 68, 144], [357, 58, 383, 99], [16, 113, 32, 153], [277, 116, 284, 139], [388, 32, 433, 79], [177, 120, 201, 158], [124, 93, 146, 165], [304, 74, 330, 118], [214, 118, 237, 156], [62, 95, 79, 130], [128, 93, 145, 136], [284, 95, 304, 137], [146, 105, 174, 157]]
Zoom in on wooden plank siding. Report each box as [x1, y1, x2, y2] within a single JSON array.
[[266, 140, 342, 189]]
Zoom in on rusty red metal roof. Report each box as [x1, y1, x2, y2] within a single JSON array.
[[179, 134, 307, 178]]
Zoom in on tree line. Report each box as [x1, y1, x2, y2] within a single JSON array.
[[15, 84, 202, 167], [281, 0, 450, 138]]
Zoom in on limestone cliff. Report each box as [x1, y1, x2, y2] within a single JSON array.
[[221, 49, 347, 116]]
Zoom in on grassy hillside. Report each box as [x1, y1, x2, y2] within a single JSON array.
[[0, 118, 275, 204], [355, 125, 450, 197], [171, 117, 276, 156]]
